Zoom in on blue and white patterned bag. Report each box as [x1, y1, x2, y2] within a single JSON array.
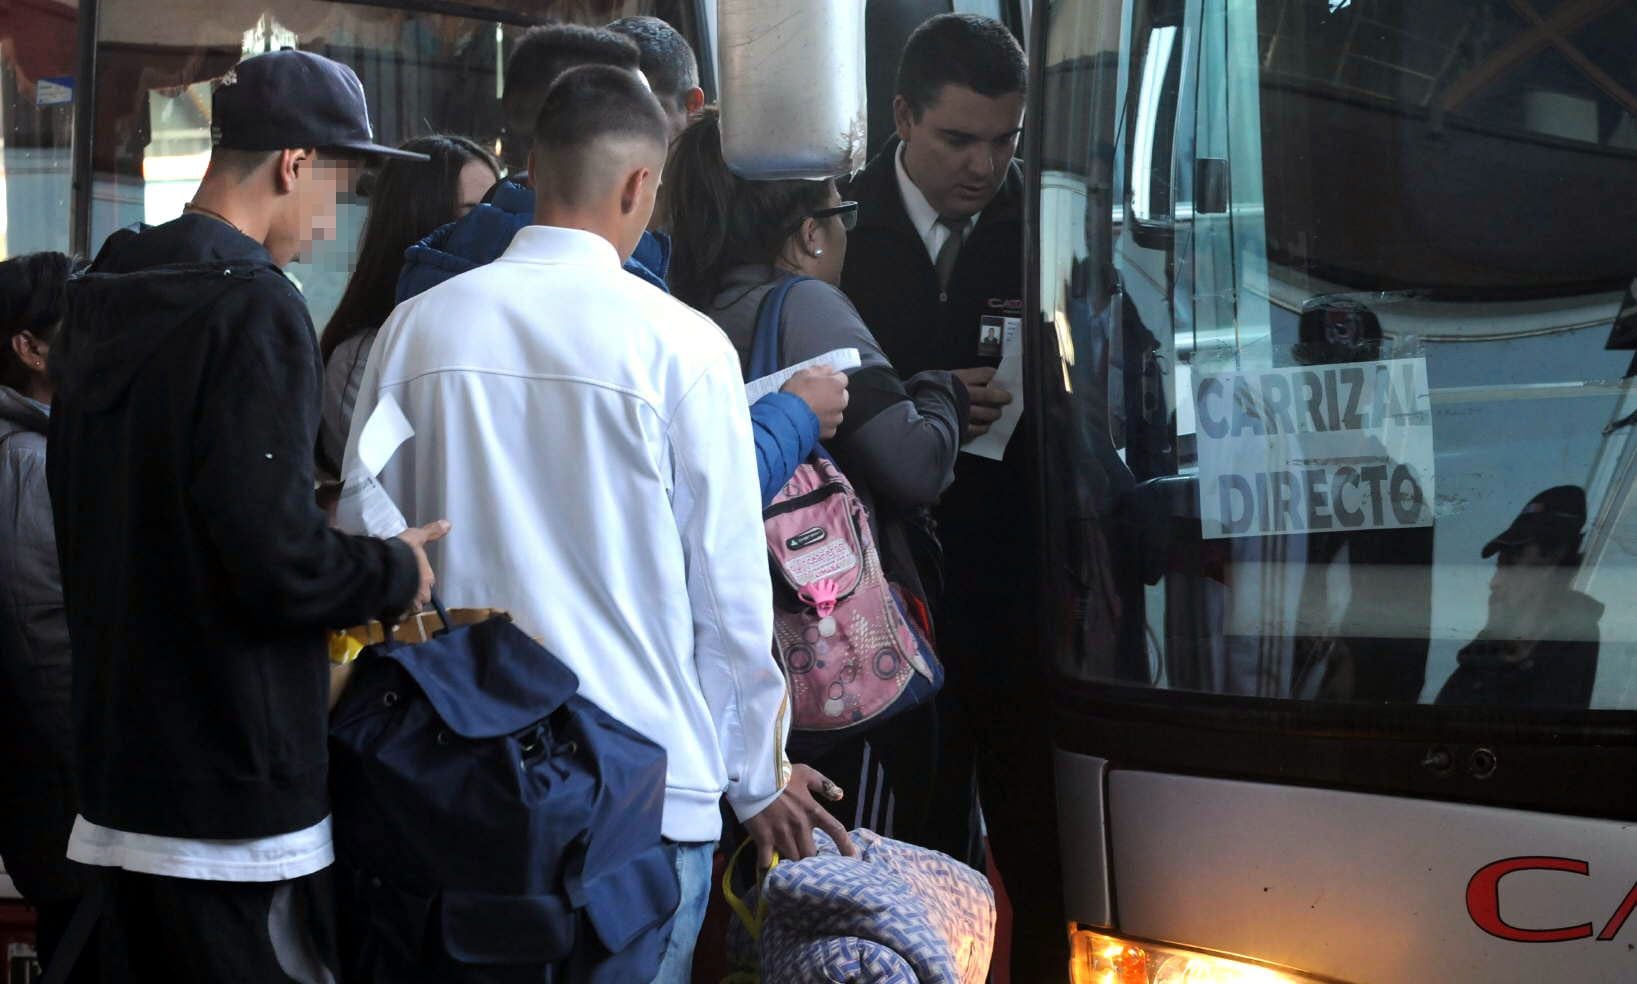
[[724, 829, 995, 983]]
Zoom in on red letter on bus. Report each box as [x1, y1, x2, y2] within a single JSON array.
[[1467, 857, 1595, 943]]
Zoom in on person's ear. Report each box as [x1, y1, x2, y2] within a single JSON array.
[[10, 331, 33, 368], [800, 217, 823, 258], [893, 95, 916, 143], [619, 166, 650, 216], [276, 148, 312, 194], [684, 87, 706, 116]]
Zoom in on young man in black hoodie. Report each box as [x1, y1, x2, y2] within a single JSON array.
[[47, 50, 445, 982]]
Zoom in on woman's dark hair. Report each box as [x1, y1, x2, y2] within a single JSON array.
[[1, 251, 77, 390], [320, 135, 499, 363], [662, 108, 834, 311]]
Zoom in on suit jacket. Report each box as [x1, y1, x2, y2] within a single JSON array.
[[839, 140, 1034, 617]]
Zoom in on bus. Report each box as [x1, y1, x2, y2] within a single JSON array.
[[1031, 1, 1637, 981]]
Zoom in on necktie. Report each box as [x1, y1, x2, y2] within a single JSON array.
[[933, 216, 968, 293]]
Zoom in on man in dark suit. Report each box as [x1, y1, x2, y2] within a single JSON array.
[[840, 13, 1068, 980]]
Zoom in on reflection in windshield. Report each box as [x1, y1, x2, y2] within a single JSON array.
[[1289, 303, 1432, 702], [1034, 0, 1637, 710], [1437, 486, 1601, 708]]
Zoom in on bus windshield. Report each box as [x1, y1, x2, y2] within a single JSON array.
[[1035, 0, 1637, 710]]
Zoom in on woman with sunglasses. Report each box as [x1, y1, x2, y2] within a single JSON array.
[[665, 109, 973, 849]]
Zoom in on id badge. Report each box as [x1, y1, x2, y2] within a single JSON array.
[[977, 315, 1005, 360]]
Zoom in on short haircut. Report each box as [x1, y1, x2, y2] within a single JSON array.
[[532, 64, 669, 204], [896, 13, 1027, 119], [608, 15, 700, 112], [210, 147, 282, 178], [503, 24, 641, 165]]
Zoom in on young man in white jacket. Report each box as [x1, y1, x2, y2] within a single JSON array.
[[339, 65, 851, 978]]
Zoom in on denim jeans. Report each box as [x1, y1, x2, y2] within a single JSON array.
[[651, 841, 716, 984]]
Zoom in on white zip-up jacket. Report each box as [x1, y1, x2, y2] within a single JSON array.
[[339, 225, 788, 842]]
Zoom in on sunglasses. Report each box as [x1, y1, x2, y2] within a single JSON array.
[[812, 200, 860, 231]]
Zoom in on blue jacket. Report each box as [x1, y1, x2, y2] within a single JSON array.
[[396, 178, 816, 504], [397, 179, 671, 300]]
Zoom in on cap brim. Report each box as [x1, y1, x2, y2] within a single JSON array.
[[323, 140, 431, 162], [1482, 525, 1533, 558]]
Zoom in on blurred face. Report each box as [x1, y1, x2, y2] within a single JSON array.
[[455, 160, 496, 218], [269, 151, 360, 265], [895, 84, 1024, 219]]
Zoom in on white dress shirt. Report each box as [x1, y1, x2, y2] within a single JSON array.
[[339, 225, 788, 843], [894, 143, 980, 267]]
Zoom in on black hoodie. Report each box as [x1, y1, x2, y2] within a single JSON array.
[[48, 214, 420, 840]]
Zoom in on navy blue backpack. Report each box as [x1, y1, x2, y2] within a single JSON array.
[[329, 597, 679, 982]]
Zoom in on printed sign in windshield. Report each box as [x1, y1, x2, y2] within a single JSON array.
[[1195, 359, 1435, 540]]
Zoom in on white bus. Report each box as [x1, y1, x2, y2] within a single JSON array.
[[1031, 1, 1637, 981]]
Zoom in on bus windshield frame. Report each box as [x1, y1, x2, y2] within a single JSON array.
[[1025, 0, 1637, 820]]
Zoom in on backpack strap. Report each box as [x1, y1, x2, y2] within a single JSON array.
[[747, 275, 813, 383]]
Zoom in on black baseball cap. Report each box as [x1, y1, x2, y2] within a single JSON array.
[[1482, 485, 1587, 558], [211, 50, 428, 162]]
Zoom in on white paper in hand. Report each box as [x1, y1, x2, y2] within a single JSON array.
[[744, 348, 862, 403], [962, 318, 1024, 461], [337, 394, 414, 537], [356, 393, 414, 478]]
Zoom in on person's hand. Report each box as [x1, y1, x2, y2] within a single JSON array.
[[742, 764, 858, 868], [953, 366, 1014, 439], [395, 520, 451, 611], [782, 367, 850, 441]]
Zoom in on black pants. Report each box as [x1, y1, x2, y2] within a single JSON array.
[[35, 897, 97, 983], [86, 869, 338, 984], [794, 699, 944, 847], [924, 574, 1070, 984]]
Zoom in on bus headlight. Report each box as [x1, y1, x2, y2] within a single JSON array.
[[1069, 926, 1329, 984]]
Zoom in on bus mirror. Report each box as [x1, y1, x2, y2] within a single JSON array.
[[717, 0, 869, 179]]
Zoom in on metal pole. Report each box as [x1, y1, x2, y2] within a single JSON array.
[[69, 0, 99, 256]]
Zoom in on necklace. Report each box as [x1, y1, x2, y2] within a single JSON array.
[[183, 202, 245, 236]]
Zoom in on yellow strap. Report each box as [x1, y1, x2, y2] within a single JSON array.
[[328, 630, 363, 666], [721, 838, 777, 944]]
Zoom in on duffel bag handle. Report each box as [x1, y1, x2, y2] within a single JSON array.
[[383, 591, 455, 643], [721, 838, 778, 944]]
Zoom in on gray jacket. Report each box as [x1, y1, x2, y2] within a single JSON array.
[[0, 385, 83, 902], [710, 266, 969, 598], [319, 328, 377, 480]]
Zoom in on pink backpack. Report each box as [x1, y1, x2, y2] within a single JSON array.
[[752, 276, 944, 734], [765, 457, 944, 732]]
